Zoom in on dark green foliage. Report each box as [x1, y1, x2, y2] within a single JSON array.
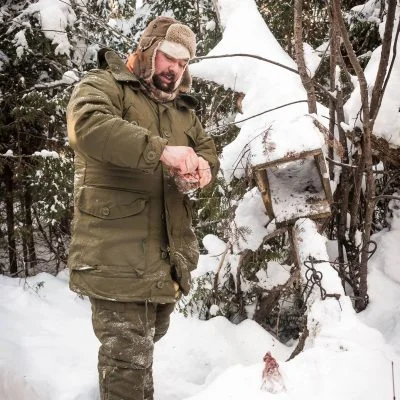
[[347, 10, 382, 69], [373, 167, 400, 231], [0, 1, 74, 275], [263, 297, 306, 343], [191, 81, 243, 245], [256, 0, 330, 56], [72, 0, 138, 60]]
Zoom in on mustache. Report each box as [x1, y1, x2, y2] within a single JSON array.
[[160, 71, 176, 81]]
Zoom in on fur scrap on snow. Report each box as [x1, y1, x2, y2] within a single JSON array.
[[261, 351, 285, 393]]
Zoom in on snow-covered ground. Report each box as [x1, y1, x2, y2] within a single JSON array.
[[1, 217, 400, 400], [1, 204, 400, 399]]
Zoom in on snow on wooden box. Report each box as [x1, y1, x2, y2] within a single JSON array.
[[254, 149, 332, 226]]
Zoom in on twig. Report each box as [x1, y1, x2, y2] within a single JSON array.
[[392, 361, 396, 400], [0, 153, 60, 159], [205, 100, 308, 134], [326, 157, 357, 169], [312, 39, 331, 79], [263, 227, 287, 243], [193, 53, 299, 75], [373, 195, 400, 202]]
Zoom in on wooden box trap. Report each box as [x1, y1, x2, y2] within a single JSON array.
[[254, 149, 333, 226]]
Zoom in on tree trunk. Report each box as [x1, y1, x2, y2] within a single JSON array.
[[333, 0, 375, 311], [328, 3, 352, 280], [20, 191, 29, 276], [23, 185, 37, 272], [358, 126, 375, 311], [328, 5, 340, 180], [3, 163, 18, 275], [293, 0, 317, 114], [349, 150, 364, 241]]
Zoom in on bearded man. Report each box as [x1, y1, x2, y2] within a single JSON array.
[[66, 16, 219, 400]]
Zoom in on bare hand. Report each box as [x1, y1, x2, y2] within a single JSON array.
[[160, 146, 199, 175], [198, 156, 212, 188]]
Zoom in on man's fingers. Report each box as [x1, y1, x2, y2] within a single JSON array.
[[199, 170, 211, 188], [160, 146, 199, 175], [198, 157, 212, 188], [182, 152, 198, 175], [160, 148, 212, 187]]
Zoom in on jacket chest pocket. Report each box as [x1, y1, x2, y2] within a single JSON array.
[[75, 186, 149, 270]]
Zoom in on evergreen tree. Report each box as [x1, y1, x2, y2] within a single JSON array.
[[0, 0, 144, 276], [0, 0, 75, 275]]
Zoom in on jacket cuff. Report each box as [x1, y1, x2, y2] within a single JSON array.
[[140, 135, 168, 171]]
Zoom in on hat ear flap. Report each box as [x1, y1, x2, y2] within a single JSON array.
[[139, 36, 158, 52], [178, 68, 192, 93], [134, 40, 161, 81]]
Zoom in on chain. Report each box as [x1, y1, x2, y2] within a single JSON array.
[[331, 240, 376, 309], [297, 240, 377, 311], [297, 256, 341, 310]]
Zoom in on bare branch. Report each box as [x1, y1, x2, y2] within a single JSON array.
[[373, 195, 400, 202], [370, 0, 397, 122], [293, 0, 317, 113], [326, 157, 357, 169], [192, 53, 299, 74], [332, 0, 370, 120], [205, 100, 308, 134], [379, 8, 400, 117]]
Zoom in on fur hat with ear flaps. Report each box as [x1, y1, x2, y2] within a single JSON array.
[[127, 16, 196, 94]]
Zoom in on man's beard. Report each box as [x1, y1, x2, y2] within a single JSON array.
[[152, 71, 177, 93]]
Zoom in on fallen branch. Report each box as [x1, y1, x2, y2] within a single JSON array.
[[287, 323, 309, 361]]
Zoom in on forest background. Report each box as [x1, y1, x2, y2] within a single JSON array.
[[1, 0, 400, 349]]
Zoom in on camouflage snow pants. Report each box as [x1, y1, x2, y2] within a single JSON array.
[[90, 298, 175, 400]]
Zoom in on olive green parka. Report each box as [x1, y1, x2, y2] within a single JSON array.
[[66, 51, 219, 303]]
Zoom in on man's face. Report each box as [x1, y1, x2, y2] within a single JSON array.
[[153, 50, 188, 93]]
